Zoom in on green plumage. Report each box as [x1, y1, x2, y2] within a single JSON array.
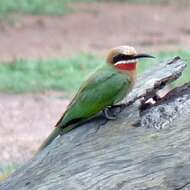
[[60, 64, 131, 127], [38, 63, 132, 152]]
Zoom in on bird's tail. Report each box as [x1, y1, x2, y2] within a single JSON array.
[[36, 127, 61, 154], [36, 115, 85, 155]]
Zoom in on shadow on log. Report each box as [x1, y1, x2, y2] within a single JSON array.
[[1, 57, 190, 190]]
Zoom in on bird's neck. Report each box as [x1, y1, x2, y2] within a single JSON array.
[[114, 63, 137, 81], [128, 69, 137, 83], [107, 63, 137, 82]]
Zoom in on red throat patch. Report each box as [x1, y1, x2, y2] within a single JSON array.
[[115, 63, 136, 71]]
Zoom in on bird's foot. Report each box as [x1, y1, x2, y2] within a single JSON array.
[[103, 108, 117, 120], [103, 104, 125, 120]]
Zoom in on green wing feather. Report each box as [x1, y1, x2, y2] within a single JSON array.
[[57, 65, 131, 128], [37, 64, 131, 153]]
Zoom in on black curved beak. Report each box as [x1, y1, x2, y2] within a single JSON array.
[[134, 54, 155, 59]]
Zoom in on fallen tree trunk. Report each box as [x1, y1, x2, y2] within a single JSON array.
[[1, 57, 190, 190]]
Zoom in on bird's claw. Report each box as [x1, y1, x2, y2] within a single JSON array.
[[103, 108, 117, 120], [103, 104, 125, 120]]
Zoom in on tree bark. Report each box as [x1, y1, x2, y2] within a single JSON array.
[[1, 57, 190, 190]]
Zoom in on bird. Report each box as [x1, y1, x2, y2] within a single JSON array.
[[37, 45, 154, 153]]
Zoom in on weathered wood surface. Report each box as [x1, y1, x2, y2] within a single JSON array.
[[1, 57, 190, 190]]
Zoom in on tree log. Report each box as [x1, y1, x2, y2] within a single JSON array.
[[1, 57, 190, 190]]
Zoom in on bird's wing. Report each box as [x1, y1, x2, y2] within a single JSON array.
[[56, 67, 130, 128]]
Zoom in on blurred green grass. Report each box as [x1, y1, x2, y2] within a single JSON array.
[[0, 0, 98, 16], [0, 50, 189, 94], [0, 54, 104, 93], [0, 0, 72, 15], [0, 0, 189, 16], [0, 164, 17, 182]]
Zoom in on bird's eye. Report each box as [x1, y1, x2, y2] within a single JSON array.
[[112, 54, 133, 64]]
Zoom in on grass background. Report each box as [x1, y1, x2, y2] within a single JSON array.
[[0, 164, 17, 182], [0, 50, 189, 94], [0, 0, 189, 16]]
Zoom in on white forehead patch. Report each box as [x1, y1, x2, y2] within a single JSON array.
[[116, 45, 137, 54]]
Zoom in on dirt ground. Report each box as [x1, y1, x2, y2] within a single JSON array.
[[1, 2, 190, 165], [0, 92, 69, 164], [1, 3, 190, 61]]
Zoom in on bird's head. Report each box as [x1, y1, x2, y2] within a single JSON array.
[[106, 45, 154, 71]]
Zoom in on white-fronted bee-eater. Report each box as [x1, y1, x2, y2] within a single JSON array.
[[37, 45, 154, 152]]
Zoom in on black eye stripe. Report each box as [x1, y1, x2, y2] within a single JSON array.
[[112, 54, 134, 64]]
